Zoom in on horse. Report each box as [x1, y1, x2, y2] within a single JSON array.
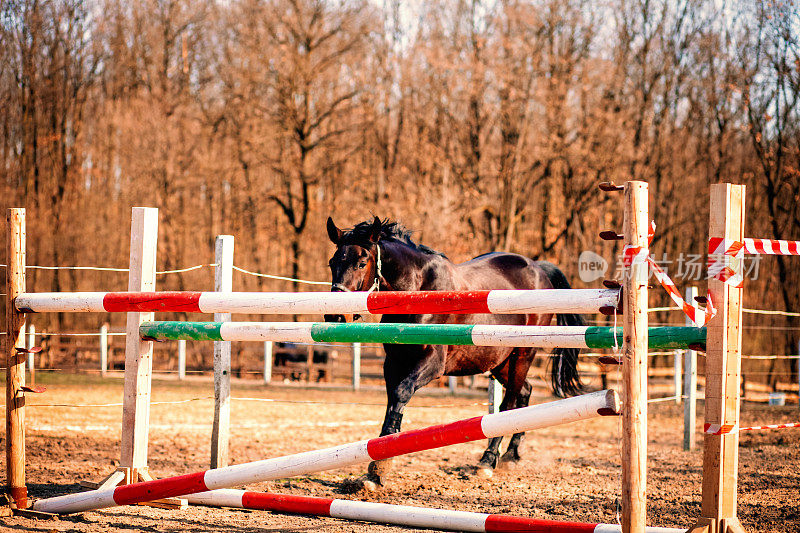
[[324, 216, 583, 488]]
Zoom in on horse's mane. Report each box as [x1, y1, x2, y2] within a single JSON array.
[[341, 219, 446, 258]]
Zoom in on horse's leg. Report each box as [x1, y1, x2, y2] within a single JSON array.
[[500, 379, 532, 464], [366, 345, 445, 487], [499, 348, 536, 465], [477, 351, 518, 471]]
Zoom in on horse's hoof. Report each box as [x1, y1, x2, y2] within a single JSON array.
[[340, 475, 384, 494], [475, 466, 494, 479], [499, 450, 522, 467], [368, 458, 395, 479], [362, 478, 380, 493]]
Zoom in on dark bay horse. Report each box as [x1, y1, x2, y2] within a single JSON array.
[[325, 217, 583, 487]]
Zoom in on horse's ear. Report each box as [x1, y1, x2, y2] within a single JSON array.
[[369, 216, 382, 243], [327, 217, 343, 244]]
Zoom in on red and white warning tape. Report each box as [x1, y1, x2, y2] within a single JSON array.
[[625, 222, 715, 327], [704, 422, 800, 435], [742, 238, 800, 256], [708, 236, 800, 288], [708, 238, 745, 287], [648, 260, 716, 327]]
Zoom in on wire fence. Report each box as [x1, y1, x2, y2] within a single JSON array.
[[0, 262, 331, 286]]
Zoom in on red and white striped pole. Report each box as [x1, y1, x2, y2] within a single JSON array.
[[15, 288, 619, 315], [33, 390, 619, 514], [185, 489, 685, 533]]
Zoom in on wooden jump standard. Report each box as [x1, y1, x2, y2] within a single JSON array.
[[688, 185, 747, 533], [31, 390, 620, 514]]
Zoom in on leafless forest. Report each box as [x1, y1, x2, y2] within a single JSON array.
[[1, 0, 799, 385]]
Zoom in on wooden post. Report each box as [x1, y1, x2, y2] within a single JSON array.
[[684, 286, 698, 451], [211, 235, 233, 469], [488, 378, 503, 415], [306, 344, 315, 382], [177, 339, 186, 381], [263, 341, 273, 384], [674, 348, 682, 405], [622, 181, 648, 533], [352, 343, 361, 391], [120, 207, 159, 475], [689, 184, 747, 533], [100, 323, 109, 377], [26, 323, 35, 373], [5, 208, 27, 508]]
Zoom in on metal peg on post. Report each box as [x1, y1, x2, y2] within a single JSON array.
[[211, 235, 233, 470]]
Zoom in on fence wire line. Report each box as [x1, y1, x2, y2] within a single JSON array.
[[8, 395, 490, 410], [641, 305, 800, 317], [743, 308, 800, 317], [231, 265, 330, 285], [0, 263, 331, 286]]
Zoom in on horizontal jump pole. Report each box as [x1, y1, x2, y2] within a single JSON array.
[[185, 489, 685, 533], [32, 390, 619, 514], [15, 288, 619, 315], [139, 321, 706, 350]]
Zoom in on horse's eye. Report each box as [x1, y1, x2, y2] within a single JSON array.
[[357, 262, 367, 269]]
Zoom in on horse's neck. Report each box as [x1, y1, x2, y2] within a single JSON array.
[[381, 242, 455, 291]]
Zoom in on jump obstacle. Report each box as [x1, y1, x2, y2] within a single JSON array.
[[184, 489, 685, 533], [6, 185, 656, 531], [15, 288, 620, 315], [31, 390, 620, 514], [138, 321, 705, 350], [5, 181, 757, 533]]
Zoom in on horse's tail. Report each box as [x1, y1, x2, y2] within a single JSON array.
[[538, 261, 584, 397]]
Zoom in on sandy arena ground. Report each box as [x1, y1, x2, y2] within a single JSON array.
[[1, 373, 798, 532]]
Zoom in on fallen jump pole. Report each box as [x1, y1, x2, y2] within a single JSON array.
[[139, 321, 706, 351], [32, 390, 619, 514], [185, 489, 685, 533], [15, 288, 620, 315]]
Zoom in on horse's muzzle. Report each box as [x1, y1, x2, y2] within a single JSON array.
[[324, 314, 346, 323]]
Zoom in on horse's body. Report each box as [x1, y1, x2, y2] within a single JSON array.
[[325, 217, 582, 486]]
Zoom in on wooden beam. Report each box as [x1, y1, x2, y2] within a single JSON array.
[[690, 184, 747, 533], [5, 208, 27, 509], [120, 207, 159, 470], [211, 235, 233, 469], [622, 181, 648, 533]]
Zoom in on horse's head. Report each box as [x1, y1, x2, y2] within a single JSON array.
[[324, 216, 383, 322]]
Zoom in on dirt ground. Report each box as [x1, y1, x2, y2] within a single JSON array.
[[2, 373, 799, 532]]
